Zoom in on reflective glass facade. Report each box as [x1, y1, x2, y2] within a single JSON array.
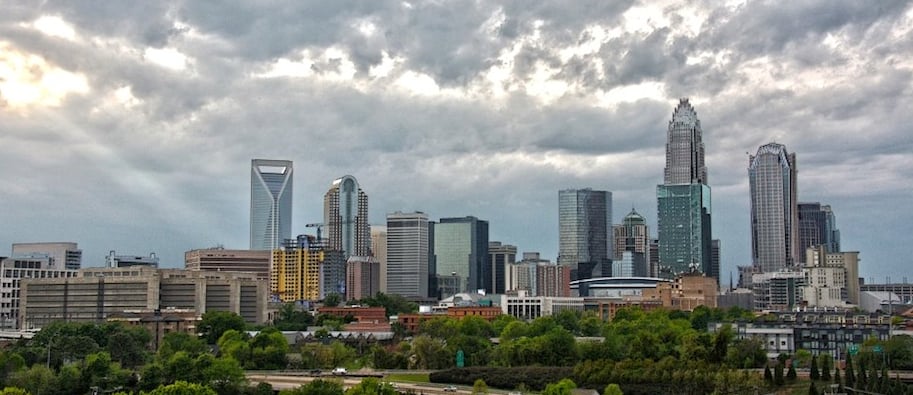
[[433, 216, 489, 296], [749, 143, 798, 272], [657, 184, 712, 276], [324, 175, 370, 258], [250, 159, 292, 251], [557, 189, 612, 280], [797, 202, 840, 263]]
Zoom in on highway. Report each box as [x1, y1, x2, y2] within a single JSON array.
[[244, 372, 502, 394]]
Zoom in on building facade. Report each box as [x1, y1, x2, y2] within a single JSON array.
[[346, 256, 380, 300], [0, 255, 77, 329], [558, 188, 612, 280], [536, 264, 572, 297], [324, 175, 370, 258], [798, 202, 840, 264], [106, 250, 159, 268], [184, 248, 271, 280], [433, 216, 489, 296], [385, 212, 430, 299], [250, 159, 293, 251], [613, 209, 649, 262], [271, 235, 344, 302], [488, 242, 516, 295], [11, 242, 81, 270], [370, 225, 387, 292], [749, 143, 798, 272], [19, 267, 267, 329], [657, 99, 713, 280]]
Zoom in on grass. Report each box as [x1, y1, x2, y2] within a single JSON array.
[[384, 373, 431, 383]]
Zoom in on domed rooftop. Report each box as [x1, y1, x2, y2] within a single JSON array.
[[622, 208, 646, 225]]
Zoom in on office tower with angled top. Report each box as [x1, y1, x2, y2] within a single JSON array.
[[250, 159, 293, 251], [657, 99, 713, 279], [749, 142, 798, 272], [324, 175, 370, 259]]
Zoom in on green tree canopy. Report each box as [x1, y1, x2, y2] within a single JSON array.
[[198, 311, 247, 344], [144, 380, 217, 395]]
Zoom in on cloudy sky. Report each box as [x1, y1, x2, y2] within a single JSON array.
[[2, 1, 912, 284]]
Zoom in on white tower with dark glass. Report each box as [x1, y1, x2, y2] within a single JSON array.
[[749, 143, 798, 272], [250, 159, 293, 251], [324, 175, 370, 258]]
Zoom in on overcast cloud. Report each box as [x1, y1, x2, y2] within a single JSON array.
[[1, 0, 912, 284]]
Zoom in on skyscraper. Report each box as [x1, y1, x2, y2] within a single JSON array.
[[250, 159, 293, 251], [613, 208, 649, 261], [386, 212, 430, 299], [434, 216, 489, 296], [488, 242, 517, 294], [324, 175, 370, 258], [749, 142, 798, 272], [798, 202, 840, 263], [656, 98, 712, 279], [558, 188, 612, 280]]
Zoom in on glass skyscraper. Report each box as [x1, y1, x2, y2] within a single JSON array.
[[657, 99, 713, 278], [324, 175, 370, 258], [797, 202, 840, 264], [558, 188, 612, 280], [250, 159, 293, 251], [433, 216, 489, 296], [749, 142, 798, 272]]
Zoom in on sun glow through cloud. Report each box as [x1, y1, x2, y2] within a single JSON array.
[[0, 43, 89, 109]]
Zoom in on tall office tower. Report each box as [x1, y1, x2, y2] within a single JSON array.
[[710, 239, 721, 281], [536, 263, 571, 297], [648, 239, 660, 277], [657, 99, 712, 279], [250, 159, 293, 251], [558, 188, 612, 280], [346, 256, 380, 300], [664, 98, 707, 185], [749, 142, 798, 272], [434, 216, 489, 297], [11, 242, 82, 270], [798, 202, 841, 263], [370, 225, 388, 292], [488, 242, 517, 294], [324, 175, 370, 258], [386, 212, 430, 299]]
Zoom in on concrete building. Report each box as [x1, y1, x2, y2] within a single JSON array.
[[385, 212, 430, 299], [506, 253, 548, 295], [500, 291, 584, 320], [657, 99, 713, 280], [536, 263, 571, 297], [803, 247, 860, 305], [488, 242, 516, 295], [433, 216, 489, 296], [250, 159, 293, 251], [752, 270, 805, 311], [184, 248, 270, 280], [324, 175, 371, 258], [558, 188, 612, 280], [19, 267, 268, 329], [0, 254, 77, 329], [11, 242, 82, 270], [346, 256, 380, 301], [370, 225, 387, 292], [106, 250, 159, 268], [749, 143, 799, 272]]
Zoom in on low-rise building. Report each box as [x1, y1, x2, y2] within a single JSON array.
[[20, 267, 268, 329], [185, 248, 270, 280]]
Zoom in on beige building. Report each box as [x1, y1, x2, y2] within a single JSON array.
[[642, 273, 718, 310], [802, 246, 860, 307], [185, 248, 271, 280], [370, 226, 387, 292], [346, 256, 380, 301], [19, 267, 268, 330]]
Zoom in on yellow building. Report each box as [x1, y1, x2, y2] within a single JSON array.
[[271, 235, 346, 302]]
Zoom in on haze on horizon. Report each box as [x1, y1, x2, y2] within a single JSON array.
[[1, 1, 912, 284]]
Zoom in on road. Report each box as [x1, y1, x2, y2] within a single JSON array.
[[244, 372, 500, 394]]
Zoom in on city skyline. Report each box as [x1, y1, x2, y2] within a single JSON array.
[[2, 2, 912, 284]]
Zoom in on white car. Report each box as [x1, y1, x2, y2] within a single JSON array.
[[332, 367, 348, 375], [443, 385, 458, 392]]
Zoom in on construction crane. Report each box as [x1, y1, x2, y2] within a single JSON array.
[[305, 223, 324, 242]]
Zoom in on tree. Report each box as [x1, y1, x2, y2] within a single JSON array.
[[199, 311, 247, 344], [145, 381, 217, 395], [324, 293, 342, 308], [471, 379, 488, 395], [820, 354, 832, 381], [810, 354, 820, 380], [345, 378, 395, 395], [763, 365, 772, 384], [845, 355, 856, 388], [774, 362, 785, 386], [274, 303, 314, 331], [603, 383, 623, 395], [541, 379, 576, 395], [202, 357, 246, 394], [0, 388, 30, 395], [7, 365, 53, 395], [787, 363, 797, 382], [280, 378, 344, 395], [808, 381, 818, 395], [157, 332, 207, 360]]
